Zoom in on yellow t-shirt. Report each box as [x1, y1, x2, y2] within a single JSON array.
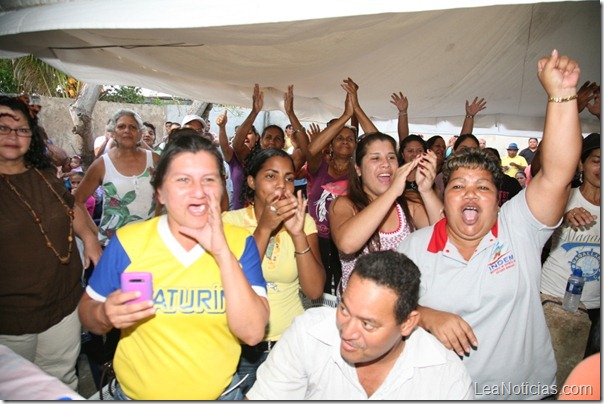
[[501, 155, 528, 177], [87, 216, 265, 399], [222, 206, 317, 341]]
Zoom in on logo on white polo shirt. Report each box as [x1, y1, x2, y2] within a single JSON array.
[[569, 248, 600, 282], [488, 242, 516, 275]]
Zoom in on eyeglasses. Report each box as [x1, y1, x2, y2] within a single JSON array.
[[0, 125, 33, 138]]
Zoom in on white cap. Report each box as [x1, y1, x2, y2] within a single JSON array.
[[181, 114, 208, 130]]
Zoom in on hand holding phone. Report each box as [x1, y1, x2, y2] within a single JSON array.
[[120, 272, 153, 304]]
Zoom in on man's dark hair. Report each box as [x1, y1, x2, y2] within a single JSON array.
[[351, 250, 420, 324]]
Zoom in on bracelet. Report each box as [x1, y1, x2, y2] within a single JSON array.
[[465, 114, 474, 119], [293, 127, 305, 135], [398, 111, 408, 116], [294, 246, 311, 255], [548, 94, 578, 103]]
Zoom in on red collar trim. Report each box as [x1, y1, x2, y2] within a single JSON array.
[[427, 218, 499, 253]]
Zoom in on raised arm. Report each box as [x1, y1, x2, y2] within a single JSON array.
[[413, 149, 444, 226], [343, 77, 378, 134], [390, 91, 409, 145], [577, 80, 599, 113], [586, 88, 600, 120], [284, 85, 307, 172], [233, 84, 263, 164], [305, 91, 354, 175], [216, 110, 234, 162], [526, 49, 582, 226], [459, 97, 487, 135], [330, 158, 420, 254]]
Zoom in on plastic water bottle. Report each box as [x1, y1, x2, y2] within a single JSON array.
[[562, 269, 585, 312]]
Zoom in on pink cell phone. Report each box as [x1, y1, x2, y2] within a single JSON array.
[[120, 272, 153, 304]]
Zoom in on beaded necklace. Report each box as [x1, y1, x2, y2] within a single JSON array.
[[1, 168, 74, 264]]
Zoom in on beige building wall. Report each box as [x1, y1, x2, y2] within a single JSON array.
[[36, 95, 168, 163]]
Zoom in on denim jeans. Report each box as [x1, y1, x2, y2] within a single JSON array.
[[236, 348, 270, 396], [113, 373, 244, 400]]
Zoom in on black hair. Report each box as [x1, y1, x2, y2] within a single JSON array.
[[442, 148, 503, 191], [483, 147, 501, 162], [261, 125, 285, 142], [151, 129, 225, 193], [0, 96, 52, 169], [241, 148, 294, 206], [426, 135, 444, 150], [345, 132, 415, 254], [453, 133, 480, 152], [581, 133, 600, 163], [143, 121, 156, 134], [351, 250, 420, 324], [70, 171, 85, 180], [398, 134, 426, 164]]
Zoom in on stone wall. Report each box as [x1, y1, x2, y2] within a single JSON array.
[[36, 95, 169, 157]]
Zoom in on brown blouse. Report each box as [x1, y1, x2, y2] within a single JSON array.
[[0, 167, 83, 334]]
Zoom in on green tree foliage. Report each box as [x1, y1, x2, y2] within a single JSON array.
[[100, 86, 146, 104], [11, 55, 76, 97], [0, 59, 20, 94]]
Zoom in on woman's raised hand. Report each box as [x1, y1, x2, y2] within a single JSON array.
[[416, 149, 439, 193], [252, 83, 264, 113], [216, 109, 227, 128], [538, 49, 580, 98], [390, 91, 408, 113], [391, 158, 420, 196]]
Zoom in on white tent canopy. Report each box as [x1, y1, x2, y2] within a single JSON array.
[[0, 0, 600, 137]]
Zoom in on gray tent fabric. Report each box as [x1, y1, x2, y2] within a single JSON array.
[[0, 0, 600, 136]]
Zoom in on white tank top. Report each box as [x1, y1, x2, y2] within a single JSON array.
[[98, 150, 156, 246]]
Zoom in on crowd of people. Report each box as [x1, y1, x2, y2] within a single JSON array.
[[0, 49, 600, 400]]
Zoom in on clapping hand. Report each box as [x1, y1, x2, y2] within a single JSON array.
[[416, 150, 439, 193], [577, 81, 599, 113], [284, 85, 295, 116], [283, 190, 308, 237], [307, 123, 321, 140], [251, 83, 264, 114]]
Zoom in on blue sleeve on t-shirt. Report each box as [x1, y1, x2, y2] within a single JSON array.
[[86, 235, 132, 301], [240, 236, 267, 292]]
